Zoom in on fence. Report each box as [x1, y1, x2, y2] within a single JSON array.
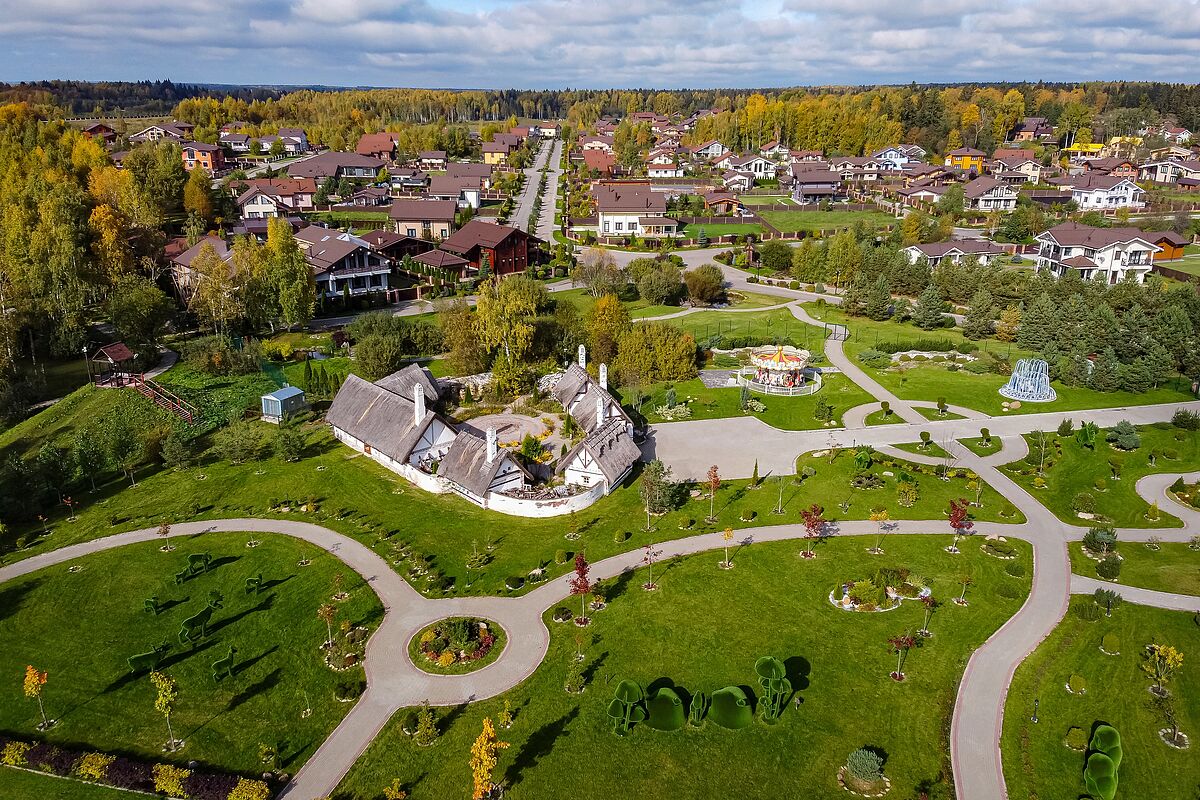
[[1152, 263, 1200, 282]]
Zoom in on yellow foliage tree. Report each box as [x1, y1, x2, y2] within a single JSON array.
[[470, 717, 510, 800], [1143, 643, 1183, 694], [150, 671, 180, 749], [23, 665, 49, 728]]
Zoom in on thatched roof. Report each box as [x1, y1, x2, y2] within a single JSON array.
[[325, 373, 439, 464], [437, 432, 530, 497], [557, 417, 640, 485], [376, 363, 441, 401], [551, 363, 631, 433]]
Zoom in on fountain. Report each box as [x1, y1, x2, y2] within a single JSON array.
[[999, 358, 1056, 403]]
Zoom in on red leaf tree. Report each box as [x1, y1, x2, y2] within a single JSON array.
[[888, 633, 917, 680], [948, 498, 973, 551], [569, 552, 592, 624], [799, 504, 825, 558], [706, 465, 721, 522]]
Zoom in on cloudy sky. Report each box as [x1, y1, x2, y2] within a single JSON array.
[[5, 0, 1200, 88]]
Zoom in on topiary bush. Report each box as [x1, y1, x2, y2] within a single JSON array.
[[1101, 633, 1120, 654], [645, 687, 685, 731], [846, 747, 884, 782], [504, 576, 525, 591], [709, 686, 753, 729], [1004, 561, 1026, 578], [996, 582, 1022, 599], [1096, 556, 1121, 581], [1071, 599, 1102, 622], [1068, 674, 1088, 694], [1090, 724, 1123, 768]]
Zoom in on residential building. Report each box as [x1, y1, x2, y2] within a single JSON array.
[[581, 150, 617, 177], [829, 156, 882, 182], [82, 122, 116, 144], [388, 199, 458, 240], [647, 163, 685, 178], [1149, 230, 1189, 260], [413, 248, 472, 281], [168, 235, 232, 298], [295, 226, 391, 297], [426, 175, 483, 209], [439, 219, 538, 275], [418, 151, 448, 171], [579, 135, 615, 153], [1035, 222, 1157, 283], [359, 229, 435, 264], [944, 147, 985, 172], [275, 128, 310, 153], [902, 240, 1006, 267], [445, 162, 494, 188], [789, 150, 824, 162], [992, 148, 1036, 161], [989, 157, 1043, 184], [759, 140, 788, 158], [787, 167, 843, 202], [1163, 127, 1193, 144], [219, 132, 251, 152], [962, 176, 1018, 212], [690, 140, 729, 159], [482, 141, 511, 165], [388, 168, 430, 193], [1011, 117, 1053, 142], [553, 361, 638, 495], [721, 171, 755, 192], [356, 132, 398, 161], [1081, 158, 1138, 178], [593, 184, 672, 236], [234, 178, 317, 218], [1139, 159, 1200, 184], [289, 152, 385, 182], [727, 154, 777, 178], [181, 142, 224, 173], [1059, 174, 1146, 210], [129, 121, 194, 143]]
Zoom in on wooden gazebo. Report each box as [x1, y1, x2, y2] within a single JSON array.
[[91, 342, 136, 385]]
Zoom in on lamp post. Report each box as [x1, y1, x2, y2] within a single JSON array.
[[81, 345, 91, 384], [1031, 698, 1039, 724]]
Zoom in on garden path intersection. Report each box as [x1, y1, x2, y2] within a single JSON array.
[[3, 363, 1200, 798]]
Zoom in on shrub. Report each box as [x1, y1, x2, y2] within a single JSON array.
[[1093, 588, 1122, 612], [964, 360, 991, 374], [1101, 633, 1120, 654], [1, 740, 30, 766], [846, 747, 884, 782], [1096, 556, 1121, 580], [1068, 674, 1087, 694], [983, 539, 1017, 557], [1170, 477, 1187, 493], [1093, 478, 1108, 492], [1072, 492, 1095, 514], [1071, 600, 1101, 621], [554, 549, 569, 564], [857, 348, 892, 369], [613, 530, 629, 544], [1162, 447, 1180, 460], [1082, 525, 1117, 556], [552, 607, 573, 622], [504, 576, 524, 590], [75, 752, 116, 781], [227, 778, 272, 800], [153, 764, 191, 798], [1106, 420, 1140, 451], [1004, 561, 1027, 578], [1064, 726, 1088, 750], [437, 651, 456, 667], [1171, 409, 1200, 430]]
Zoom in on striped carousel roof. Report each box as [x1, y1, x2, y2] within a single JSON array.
[[749, 345, 810, 370]]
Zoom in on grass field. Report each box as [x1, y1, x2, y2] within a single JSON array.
[[679, 222, 764, 237], [864, 408, 904, 426], [1002, 604, 1200, 800], [631, 373, 874, 430], [760, 209, 895, 233], [0, 768, 142, 800], [804, 304, 1197, 416], [1069, 541, 1200, 595], [0, 534, 382, 775], [1004, 425, 1199, 528], [663, 308, 822, 348], [958, 436, 1003, 457], [339, 534, 1031, 800]]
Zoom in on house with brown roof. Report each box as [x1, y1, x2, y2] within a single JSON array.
[[1081, 158, 1137, 178], [289, 152, 385, 182], [295, 226, 391, 298], [233, 178, 317, 219], [944, 147, 985, 172], [418, 151, 447, 171], [359, 229, 435, 264], [593, 184, 672, 237], [1150, 230, 1189, 260], [902, 240, 1006, 268], [786, 167, 844, 202], [413, 248, 472, 280], [169, 235, 233, 299], [962, 176, 1018, 212], [355, 132, 398, 161], [82, 122, 116, 144], [989, 157, 1043, 184], [1139, 158, 1200, 185], [181, 142, 224, 173], [579, 135, 615, 153], [483, 141, 512, 165], [1011, 117, 1053, 142], [581, 149, 617, 177], [426, 175, 483, 209], [1055, 174, 1146, 210], [1035, 222, 1158, 283], [388, 199, 458, 240], [439, 219, 539, 275], [130, 121, 194, 143], [445, 162, 494, 187]]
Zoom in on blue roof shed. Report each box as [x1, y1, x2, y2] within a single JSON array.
[[261, 386, 308, 422]]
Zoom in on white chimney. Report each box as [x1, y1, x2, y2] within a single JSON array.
[[578, 344, 587, 369], [414, 383, 425, 424], [596, 393, 606, 425], [486, 427, 498, 462], [599, 363, 608, 391]]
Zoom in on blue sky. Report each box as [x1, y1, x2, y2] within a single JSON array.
[[4, 0, 1200, 89]]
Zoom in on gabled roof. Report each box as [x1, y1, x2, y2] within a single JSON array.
[[173, 235, 231, 268], [437, 432, 529, 497], [963, 176, 1013, 198], [592, 185, 666, 214], [389, 198, 458, 222], [94, 342, 135, 363], [355, 132, 398, 155], [294, 227, 374, 273], [1038, 222, 1157, 249], [947, 147, 985, 157], [904, 240, 1005, 258], [441, 219, 534, 254], [289, 151, 386, 178], [557, 417, 641, 485], [415, 249, 470, 269], [550, 363, 632, 433], [445, 162, 493, 179], [1150, 230, 1189, 246], [375, 363, 441, 402], [325, 373, 438, 464]]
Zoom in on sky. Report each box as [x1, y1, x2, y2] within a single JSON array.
[[4, 0, 1200, 89]]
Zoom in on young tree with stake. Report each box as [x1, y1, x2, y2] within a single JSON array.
[[470, 717, 509, 800], [868, 509, 889, 554], [642, 543, 662, 591], [799, 504, 825, 559], [720, 527, 734, 568], [918, 595, 936, 637], [706, 464, 720, 523], [318, 603, 337, 648], [23, 665, 52, 730], [569, 552, 592, 624], [947, 498, 973, 553], [888, 633, 916, 681], [150, 671, 180, 751]]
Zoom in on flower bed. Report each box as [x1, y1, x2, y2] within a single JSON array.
[[829, 568, 931, 612], [408, 617, 506, 675]]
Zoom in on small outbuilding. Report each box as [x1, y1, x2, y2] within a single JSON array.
[[261, 386, 308, 423]]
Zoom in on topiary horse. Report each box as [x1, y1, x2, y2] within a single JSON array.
[[179, 591, 224, 645], [244, 573, 264, 595], [211, 646, 238, 682], [127, 642, 170, 674]]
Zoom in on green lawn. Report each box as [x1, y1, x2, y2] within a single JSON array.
[[1002, 604, 1200, 800], [0, 533, 382, 776], [760, 209, 895, 234], [1069, 541, 1200, 595], [631, 374, 873, 431], [864, 408, 904, 426], [0, 768, 143, 800], [338, 535, 1031, 800], [739, 196, 796, 207], [678, 223, 764, 237], [915, 407, 966, 421], [958, 436, 1002, 457], [664, 308, 821, 348], [1004, 425, 1200, 528], [804, 304, 1197, 416], [888, 441, 951, 460]]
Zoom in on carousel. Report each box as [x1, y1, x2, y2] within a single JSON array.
[[737, 345, 822, 396]]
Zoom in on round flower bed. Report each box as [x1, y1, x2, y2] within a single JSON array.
[[830, 570, 931, 612], [409, 617, 506, 675]]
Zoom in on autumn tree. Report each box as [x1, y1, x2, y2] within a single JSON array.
[[474, 275, 545, 391], [574, 248, 624, 297], [183, 166, 214, 223], [1143, 643, 1184, 695], [107, 274, 174, 353], [437, 298, 487, 375], [569, 552, 592, 624], [469, 717, 509, 800], [721, 526, 735, 568], [187, 241, 241, 335], [948, 498, 974, 551], [586, 293, 631, 366], [23, 665, 51, 729], [266, 217, 316, 329], [318, 603, 337, 648], [706, 464, 720, 523], [994, 306, 1021, 342], [888, 633, 917, 680], [150, 671, 180, 751], [799, 504, 825, 559]]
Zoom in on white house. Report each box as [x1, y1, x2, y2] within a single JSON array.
[[963, 176, 1018, 212], [1035, 222, 1157, 284], [647, 163, 685, 178], [552, 357, 639, 495], [759, 140, 789, 159], [726, 154, 777, 178], [691, 140, 730, 159], [1063, 175, 1146, 210], [872, 145, 925, 171], [1138, 159, 1200, 184], [829, 156, 882, 182], [902, 240, 1007, 268], [594, 184, 676, 236], [990, 157, 1042, 184]]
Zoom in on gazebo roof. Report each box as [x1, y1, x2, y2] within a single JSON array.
[[93, 342, 135, 363], [749, 345, 810, 370]]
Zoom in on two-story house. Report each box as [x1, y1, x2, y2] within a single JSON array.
[[482, 141, 511, 165], [181, 142, 224, 173], [902, 239, 1007, 267], [388, 199, 458, 240], [962, 176, 1018, 212], [1035, 222, 1157, 284], [1060, 174, 1146, 210], [130, 121, 194, 143], [989, 157, 1042, 184], [593, 184, 676, 237], [438, 219, 539, 275], [872, 145, 925, 171], [356, 132, 398, 161], [295, 227, 391, 298], [829, 156, 882, 182], [690, 140, 729, 160], [418, 151, 448, 171], [289, 152, 386, 182], [235, 178, 317, 219], [1139, 159, 1200, 185], [944, 147, 985, 173]]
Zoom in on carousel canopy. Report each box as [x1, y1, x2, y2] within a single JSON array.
[[749, 345, 810, 371]]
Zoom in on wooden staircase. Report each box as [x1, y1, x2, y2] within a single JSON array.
[[130, 374, 199, 425]]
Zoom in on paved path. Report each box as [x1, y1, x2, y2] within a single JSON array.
[[1070, 573, 1200, 611], [535, 139, 563, 241], [510, 140, 552, 232]]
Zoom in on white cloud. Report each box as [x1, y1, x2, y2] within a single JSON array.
[[3, 0, 1200, 87]]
